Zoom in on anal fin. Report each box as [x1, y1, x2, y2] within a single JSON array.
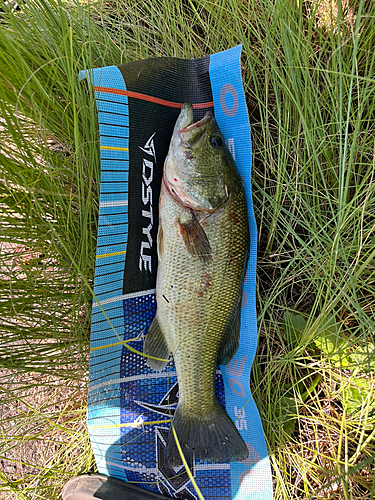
[[143, 316, 170, 371]]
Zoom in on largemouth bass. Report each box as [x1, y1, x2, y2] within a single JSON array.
[[144, 103, 250, 467]]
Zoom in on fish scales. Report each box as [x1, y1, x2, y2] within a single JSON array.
[[144, 103, 250, 467], [158, 186, 247, 405]]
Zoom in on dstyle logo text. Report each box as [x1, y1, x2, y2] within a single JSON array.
[[139, 133, 156, 273]]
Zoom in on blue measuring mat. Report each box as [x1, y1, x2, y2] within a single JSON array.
[[80, 45, 274, 500]]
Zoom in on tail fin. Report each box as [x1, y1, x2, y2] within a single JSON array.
[[165, 399, 249, 468]]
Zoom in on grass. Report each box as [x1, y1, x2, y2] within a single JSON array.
[[0, 0, 374, 498]]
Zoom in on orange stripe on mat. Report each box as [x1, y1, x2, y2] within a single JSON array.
[[94, 86, 214, 109]]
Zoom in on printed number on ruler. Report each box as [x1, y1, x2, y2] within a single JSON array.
[[234, 405, 247, 431]]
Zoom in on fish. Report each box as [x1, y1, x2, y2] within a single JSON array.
[[143, 103, 250, 468]]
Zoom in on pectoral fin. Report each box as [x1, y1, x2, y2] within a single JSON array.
[[143, 316, 170, 371], [217, 297, 242, 366], [179, 212, 211, 263]]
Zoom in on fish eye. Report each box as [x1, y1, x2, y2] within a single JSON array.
[[210, 135, 222, 148]]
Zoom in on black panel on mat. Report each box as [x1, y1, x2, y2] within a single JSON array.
[[118, 56, 213, 295]]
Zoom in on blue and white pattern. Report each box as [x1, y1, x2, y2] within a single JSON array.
[[79, 65, 131, 473]]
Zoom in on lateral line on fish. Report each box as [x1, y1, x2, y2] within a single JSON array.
[[94, 86, 214, 110], [92, 288, 156, 308]]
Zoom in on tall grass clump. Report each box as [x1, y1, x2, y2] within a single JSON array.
[[0, 0, 374, 498], [0, 1, 109, 496], [244, 0, 375, 497]]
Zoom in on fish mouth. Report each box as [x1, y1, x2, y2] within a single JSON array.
[[177, 103, 213, 147], [180, 109, 213, 132]]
